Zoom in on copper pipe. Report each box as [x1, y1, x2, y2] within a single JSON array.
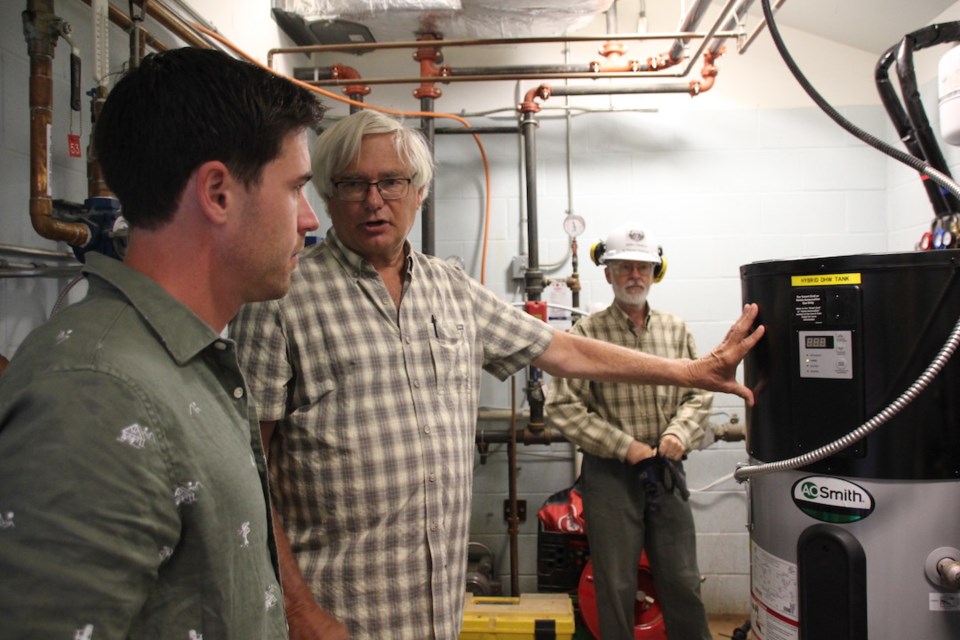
[[129, 0, 149, 69], [142, 0, 209, 50], [86, 85, 110, 197], [298, 61, 737, 87], [78, 0, 209, 51], [24, 0, 90, 247], [78, 0, 169, 52], [690, 49, 722, 96], [269, 30, 741, 68]]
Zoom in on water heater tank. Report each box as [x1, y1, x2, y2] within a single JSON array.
[[740, 250, 960, 640]]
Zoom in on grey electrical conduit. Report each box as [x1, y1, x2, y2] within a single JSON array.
[[734, 0, 960, 481]]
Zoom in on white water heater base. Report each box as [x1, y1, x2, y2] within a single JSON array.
[[748, 468, 960, 639]]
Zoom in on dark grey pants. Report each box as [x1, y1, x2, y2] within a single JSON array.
[[580, 453, 712, 640]]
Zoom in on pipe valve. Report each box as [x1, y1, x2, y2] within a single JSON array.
[[925, 547, 960, 590], [938, 557, 960, 589]]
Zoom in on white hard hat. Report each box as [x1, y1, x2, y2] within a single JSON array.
[[599, 225, 662, 264]]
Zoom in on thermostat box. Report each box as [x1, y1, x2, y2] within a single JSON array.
[[459, 593, 575, 640]]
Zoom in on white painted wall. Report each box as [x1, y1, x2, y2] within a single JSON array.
[[2, 0, 958, 616]]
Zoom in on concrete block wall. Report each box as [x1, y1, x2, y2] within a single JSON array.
[[456, 102, 898, 614]]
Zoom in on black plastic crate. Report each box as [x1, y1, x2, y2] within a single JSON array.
[[537, 529, 590, 593]]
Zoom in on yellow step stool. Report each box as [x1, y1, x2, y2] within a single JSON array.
[[459, 593, 575, 640]]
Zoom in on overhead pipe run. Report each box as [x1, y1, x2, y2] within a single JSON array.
[[661, 0, 713, 66], [279, 29, 742, 87], [739, 0, 789, 55]]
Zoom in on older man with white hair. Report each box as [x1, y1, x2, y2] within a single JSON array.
[[548, 224, 714, 640]]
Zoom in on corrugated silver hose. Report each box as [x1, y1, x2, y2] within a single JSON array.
[[735, 312, 960, 482]]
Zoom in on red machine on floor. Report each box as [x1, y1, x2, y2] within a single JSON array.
[[577, 552, 668, 640]]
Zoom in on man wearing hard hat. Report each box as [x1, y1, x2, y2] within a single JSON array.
[[547, 224, 714, 640]]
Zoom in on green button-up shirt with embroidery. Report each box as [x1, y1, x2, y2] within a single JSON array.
[[0, 253, 286, 640]]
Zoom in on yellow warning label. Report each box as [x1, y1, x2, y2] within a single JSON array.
[[791, 273, 862, 287]]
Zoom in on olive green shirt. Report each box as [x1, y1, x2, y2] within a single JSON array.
[[0, 253, 286, 639]]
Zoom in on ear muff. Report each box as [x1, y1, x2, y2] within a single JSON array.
[[653, 256, 667, 283], [589, 240, 606, 266], [650, 245, 665, 283]]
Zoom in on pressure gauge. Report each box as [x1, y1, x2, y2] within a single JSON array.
[[563, 214, 586, 238]]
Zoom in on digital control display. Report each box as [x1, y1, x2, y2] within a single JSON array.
[[804, 335, 834, 349], [799, 330, 852, 380]]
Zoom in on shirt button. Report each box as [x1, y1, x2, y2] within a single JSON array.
[[405, 336, 411, 344], [430, 522, 439, 532], [214, 341, 227, 350], [428, 473, 436, 482], [233, 387, 244, 399], [424, 426, 432, 434], [413, 380, 421, 388]]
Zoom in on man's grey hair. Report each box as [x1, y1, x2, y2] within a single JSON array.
[[311, 109, 434, 201]]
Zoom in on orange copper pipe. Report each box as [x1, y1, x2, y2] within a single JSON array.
[[689, 48, 722, 96], [25, 0, 90, 246]]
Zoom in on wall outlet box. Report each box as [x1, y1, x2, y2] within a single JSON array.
[[512, 254, 528, 280]]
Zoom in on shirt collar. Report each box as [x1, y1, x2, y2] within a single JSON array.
[[82, 253, 222, 365], [325, 228, 414, 276], [610, 301, 651, 333]]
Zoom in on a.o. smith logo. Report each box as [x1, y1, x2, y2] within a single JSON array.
[[792, 476, 875, 524]]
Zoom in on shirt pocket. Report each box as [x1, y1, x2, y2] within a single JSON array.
[[428, 319, 469, 394]]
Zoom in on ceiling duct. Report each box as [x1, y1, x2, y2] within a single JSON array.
[[271, 0, 615, 47]]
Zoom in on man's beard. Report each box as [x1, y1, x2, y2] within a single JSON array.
[[612, 279, 648, 308]]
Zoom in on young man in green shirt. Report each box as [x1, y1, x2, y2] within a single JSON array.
[[0, 47, 323, 639]]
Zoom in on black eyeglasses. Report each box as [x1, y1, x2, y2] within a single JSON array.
[[608, 261, 655, 276], [331, 177, 414, 202]]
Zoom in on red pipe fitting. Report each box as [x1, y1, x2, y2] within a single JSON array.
[[330, 63, 371, 98], [413, 40, 444, 99], [520, 84, 551, 114], [689, 48, 723, 96]]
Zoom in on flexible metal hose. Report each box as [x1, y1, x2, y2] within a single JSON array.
[[735, 313, 960, 481]]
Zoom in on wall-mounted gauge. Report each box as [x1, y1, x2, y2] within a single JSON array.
[[562, 214, 586, 238]]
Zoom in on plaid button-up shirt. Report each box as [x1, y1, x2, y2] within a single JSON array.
[[231, 231, 553, 639], [547, 303, 712, 460]]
